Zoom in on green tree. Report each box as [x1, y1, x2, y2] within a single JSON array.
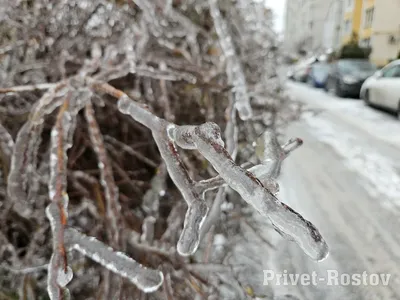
[[337, 32, 371, 59]]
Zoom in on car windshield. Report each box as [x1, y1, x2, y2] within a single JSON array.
[[338, 60, 377, 74]]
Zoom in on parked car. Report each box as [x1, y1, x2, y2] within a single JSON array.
[[290, 57, 319, 82], [307, 62, 330, 88], [360, 59, 400, 118], [324, 59, 377, 97], [293, 64, 312, 82]]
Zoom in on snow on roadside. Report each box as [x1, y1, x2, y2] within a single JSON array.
[[287, 82, 400, 148], [303, 113, 400, 211]]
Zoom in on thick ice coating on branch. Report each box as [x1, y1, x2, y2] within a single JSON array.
[[116, 93, 209, 256], [107, 86, 328, 260], [7, 83, 72, 208], [65, 228, 164, 293], [0, 122, 14, 167], [84, 102, 120, 244], [171, 123, 329, 261], [208, 0, 253, 120], [153, 129, 208, 256], [254, 130, 303, 181]]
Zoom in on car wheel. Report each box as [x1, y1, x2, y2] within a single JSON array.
[[335, 83, 345, 98]]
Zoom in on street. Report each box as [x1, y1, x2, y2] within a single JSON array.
[[268, 82, 400, 300]]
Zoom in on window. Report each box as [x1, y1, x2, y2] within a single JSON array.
[[361, 38, 371, 47], [347, 0, 353, 8], [382, 65, 400, 78], [345, 20, 352, 34], [364, 7, 374, 28]]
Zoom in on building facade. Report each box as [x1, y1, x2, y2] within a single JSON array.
[[284, 0, 344, 54], [363, 0, 400, 66], [284, 0, 400, 66], [341, 0, 363, 44]]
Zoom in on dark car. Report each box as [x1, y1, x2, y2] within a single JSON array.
[[324, 59, 377, 97], [307, 63, 330, 88]]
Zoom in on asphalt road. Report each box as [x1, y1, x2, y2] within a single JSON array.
[[267, 82, 400, 300]]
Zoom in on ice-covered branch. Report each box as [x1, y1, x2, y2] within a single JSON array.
[[96, 81, 328, 261], [152, 129, 208, 256], [0, 83, 58, 93], [169, 123, 329, 261], [46, 88, 93, 299], [254, 131, 303, 180], [91, 82, 208, 256], [84, 102, 121, 245], [7, 83, 69, 214], [47, 99, 74, 299], [65, 227, 164, 293], [208, 0, 252, 120], [0, 122, 14, 178]]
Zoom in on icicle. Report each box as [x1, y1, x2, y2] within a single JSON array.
[[177, 199, 208, 256], [152, 129, 208, 256], [57, 266, 73, 287], [254, 130, 284, 179], [65, 228, 164, 293], [142, 164, 167, 216]]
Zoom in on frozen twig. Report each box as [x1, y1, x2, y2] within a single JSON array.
[[7, 82, 69, 214], [0, 123, 14, 179], [169, 123, 329, 261], [93, 80, 328, 261], [46, 99, 74, 300], [46, 88, 93, 299], [0, 83, 58, 93], [142, 164, 168, 216], [65, 227, 164, 293], [208, 0, 252, 120], [90, 80, 208, 256], [0, 263, 48, 274], [103, 135, 158, 168], [84, 102, 121, 245]]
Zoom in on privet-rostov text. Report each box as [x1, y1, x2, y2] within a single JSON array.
[[263, 270, 391, 286]]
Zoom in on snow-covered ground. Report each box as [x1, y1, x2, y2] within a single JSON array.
[[287, 82, 400, 148], [266, 82, 400, 300]]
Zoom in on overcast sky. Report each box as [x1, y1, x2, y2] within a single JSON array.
[[266, 0, 287, 33]]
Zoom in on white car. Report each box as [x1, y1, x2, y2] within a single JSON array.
[[360, 60, 400, 118]]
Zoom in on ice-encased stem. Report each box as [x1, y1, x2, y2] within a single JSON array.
[[0, 122, 14, 171], [65, 228, 164, 293], [172, 123, 329, 261], [84, 102, 121, 245], [94, 80, 328, 261], [208, 0, 252, 120], [112, 88, 208, 256]]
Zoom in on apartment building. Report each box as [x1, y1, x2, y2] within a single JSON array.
[[338, 0, 400, 65], [341, 0, 363, 44], [361, 0, 400, 66], [284, 0, 343, 53]]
